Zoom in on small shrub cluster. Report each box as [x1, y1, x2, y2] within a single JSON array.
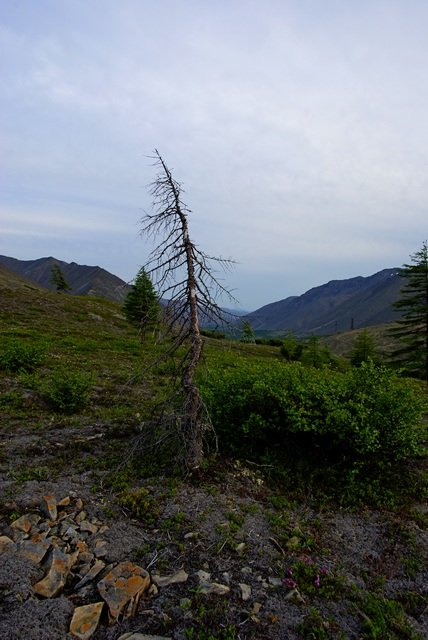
[[119, 487, 160, 525], [40, 369, 93, 413], [0, 339, 46, 373], [283, 558, 343, 599]]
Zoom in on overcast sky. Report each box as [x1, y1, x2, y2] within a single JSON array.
[[1, 1, 427, 310]]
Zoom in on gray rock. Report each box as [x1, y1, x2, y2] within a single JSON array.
[[153, 569, 188, 587], [239, 582, 251, 601], [198, 581, 230, 596]]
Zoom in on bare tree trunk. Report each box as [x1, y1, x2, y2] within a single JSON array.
[[141, 150, 235, 470], [153, 155, 206, 467]]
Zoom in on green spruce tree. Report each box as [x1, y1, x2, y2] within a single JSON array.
[[240, 319, 255, 343], [50, 264, 71, 292], [390, 241, 428, 382], [301, 335, 332, 369], [350, 329, 380, 367], [123, 267, 160, 338]]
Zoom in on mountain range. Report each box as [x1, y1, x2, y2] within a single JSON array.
[[244, 268, 403, 336], [0, 255, 130, 303], [0, 255, 404, 335]]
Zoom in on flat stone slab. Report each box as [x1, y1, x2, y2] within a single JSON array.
[[11, 513, 41, 533], [33, 548, 78, 597], [69, 601, 104, 639], [152, 569, 188, 587], [239, 582, 251, 601], [198, 581, 230, 596], [97, 561, 150, 620], [94, 539, 108, 558], [19, 535, 51, 564], [79, 520, 98, 535]]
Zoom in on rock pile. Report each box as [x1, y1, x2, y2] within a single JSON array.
[[0, 494, 244, 639], [0, 494, 160, 638]]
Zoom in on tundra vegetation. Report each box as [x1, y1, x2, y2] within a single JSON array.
[[0, 263, 427, 639]]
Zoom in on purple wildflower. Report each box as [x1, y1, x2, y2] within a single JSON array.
[[282, 577, 297, 590], [314, 574, 321, 588]]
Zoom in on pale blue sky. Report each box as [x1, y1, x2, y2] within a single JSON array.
[[1, 0, 427, 310]]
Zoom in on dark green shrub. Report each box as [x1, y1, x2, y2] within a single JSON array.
[[201, 360, 425, 468], [0, 340, 45, 373], [0, 391, 25, 409], [42, 369, 92, 413], [201, 329, 226, 340]]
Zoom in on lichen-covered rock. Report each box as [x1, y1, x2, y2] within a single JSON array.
[[97, 561, 150, 620], [10, 513, 40, 533], [18, 534, 51, 564], [69, 601, 104, 639], [33, 547, 78, 597], [40, 495, 58, 522]]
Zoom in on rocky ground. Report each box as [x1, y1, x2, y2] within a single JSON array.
[[0, 418, 427, 640]]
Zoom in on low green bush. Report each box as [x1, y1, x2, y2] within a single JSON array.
[[0, 339, 46, 373], [41, 369, 93, 413], [0, 391, 25, 409], [201, 360, 425, 473]]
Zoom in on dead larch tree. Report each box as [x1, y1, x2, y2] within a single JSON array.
[[141, 150, 235, 469]]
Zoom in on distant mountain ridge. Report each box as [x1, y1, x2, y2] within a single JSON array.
[[0, 255, 130, 303], [1, 256, 404, 334], [245, 268, 403, 336]]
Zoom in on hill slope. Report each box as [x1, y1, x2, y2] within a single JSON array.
[[0, 255, 130, 303], [0, 266, 426, 639], [246, 268, 403, 335]]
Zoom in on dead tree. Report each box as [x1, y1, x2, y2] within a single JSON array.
[[141, 150, 235, 469]]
